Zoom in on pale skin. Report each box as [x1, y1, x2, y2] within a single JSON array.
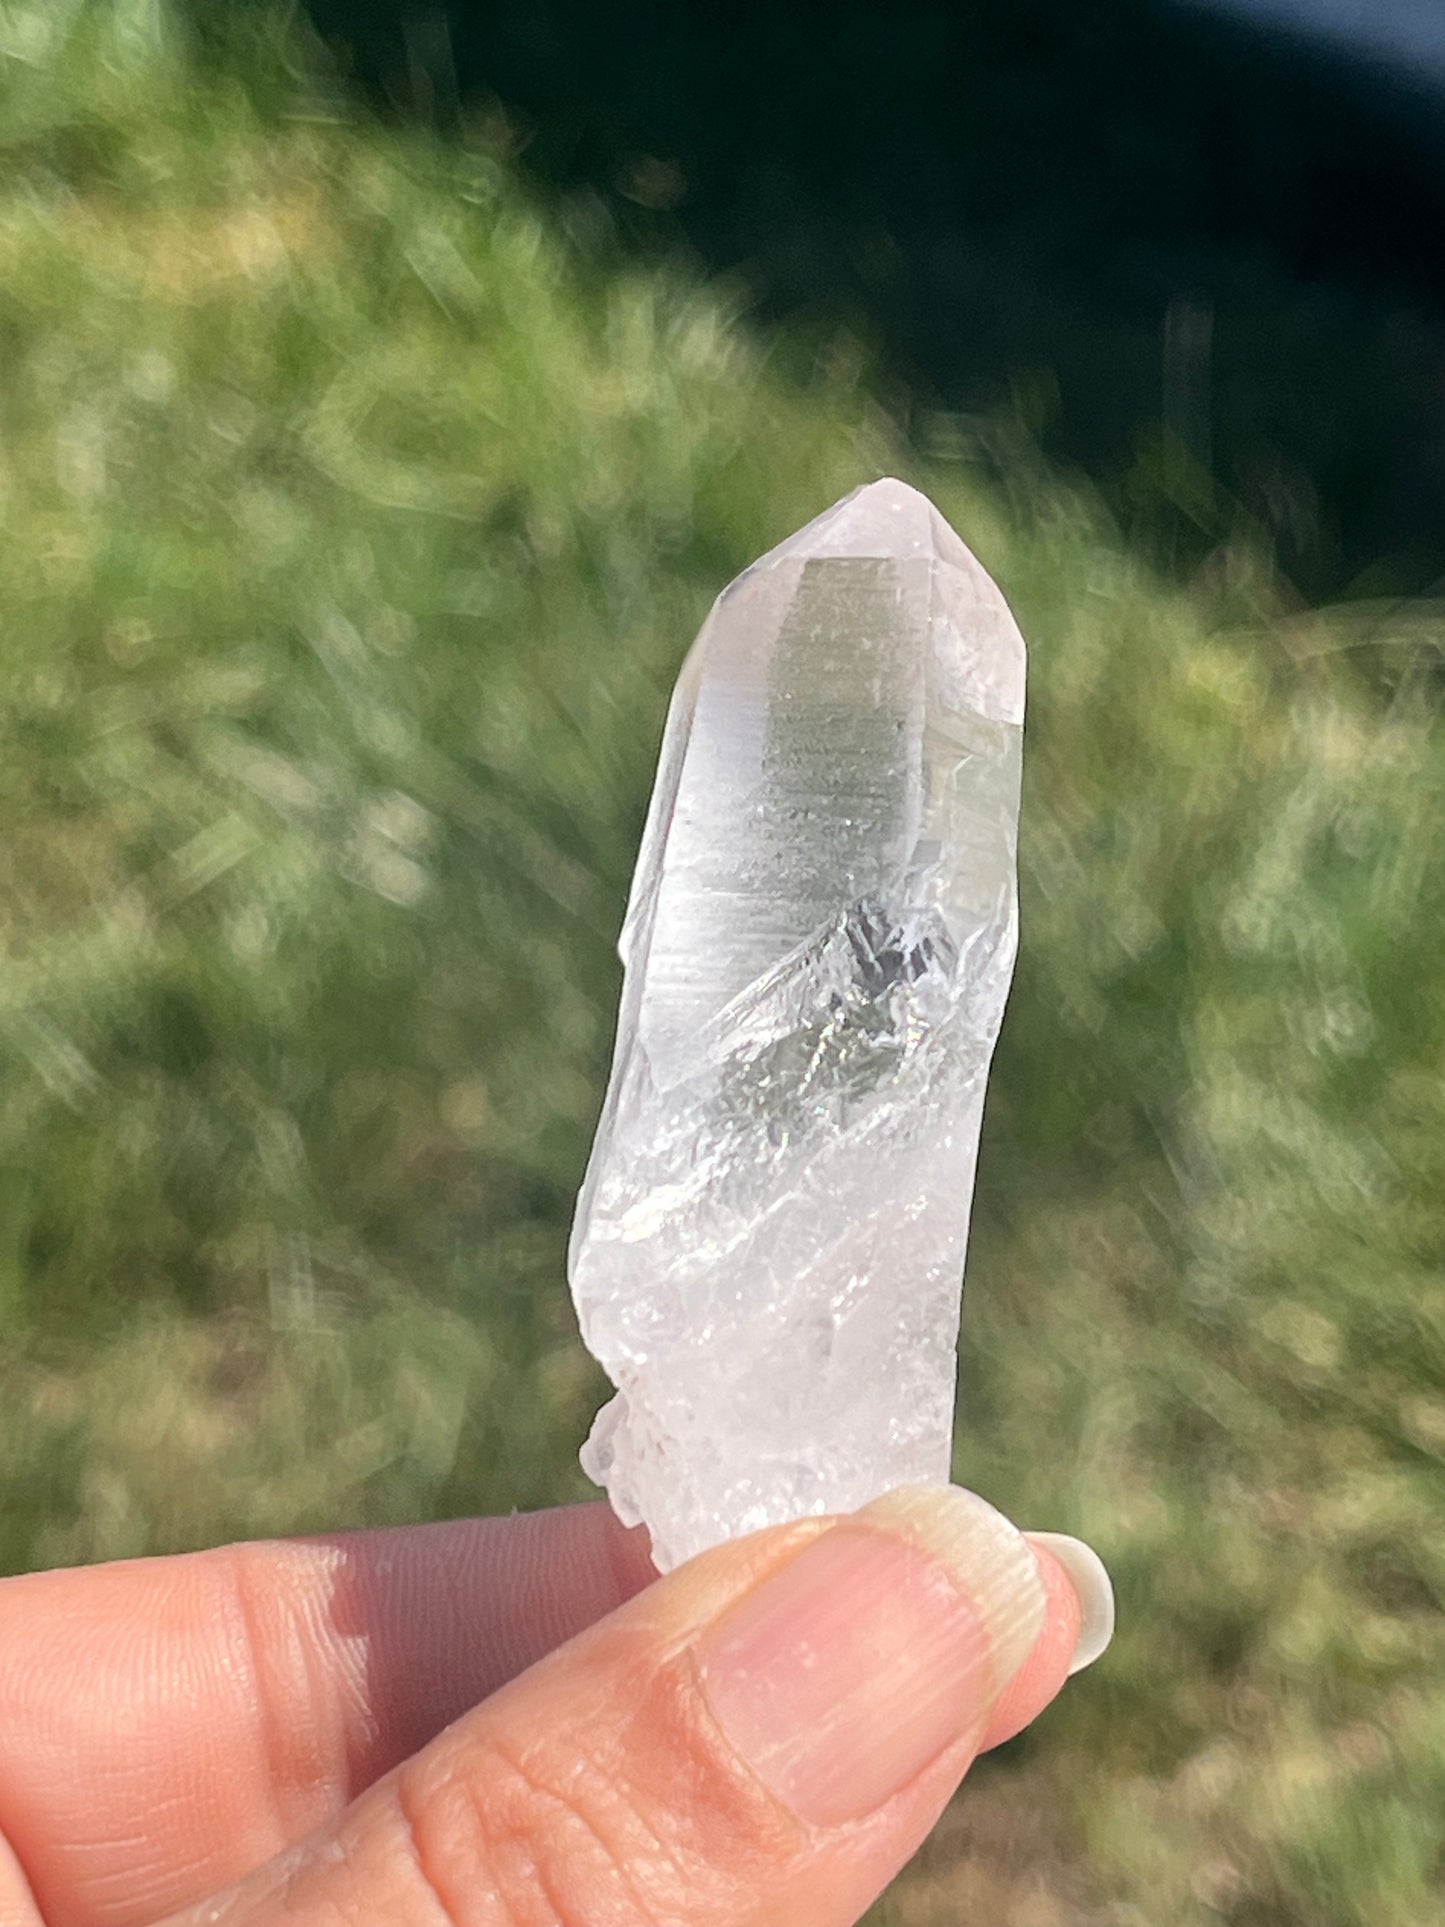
[[0, 1496, 1086, 1927]]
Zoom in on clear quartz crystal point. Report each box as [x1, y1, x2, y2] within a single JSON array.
[[568, 478, 1026, 1570]]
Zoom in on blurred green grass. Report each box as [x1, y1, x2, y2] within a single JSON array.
[[1, 5, 1443, 1923]]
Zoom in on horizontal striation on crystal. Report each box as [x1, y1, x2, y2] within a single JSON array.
[[568, 478, 1027, 1570]]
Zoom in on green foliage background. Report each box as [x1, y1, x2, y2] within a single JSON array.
[[1, 6, 1442, 1922]]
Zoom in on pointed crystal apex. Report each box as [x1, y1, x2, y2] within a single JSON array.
[[732, 477, 1024, 728], [755, 476, 959, 565]]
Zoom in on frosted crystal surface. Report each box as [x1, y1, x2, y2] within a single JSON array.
[[568, 478, 1026, 1570]]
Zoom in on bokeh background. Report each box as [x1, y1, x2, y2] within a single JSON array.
[[3, 3, 1443, 1922]]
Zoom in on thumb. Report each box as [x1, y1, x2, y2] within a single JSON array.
[[160, 1486, 1103, 1927]]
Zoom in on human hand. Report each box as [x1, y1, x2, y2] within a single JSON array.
[[0, 1487, 1112, 1927]]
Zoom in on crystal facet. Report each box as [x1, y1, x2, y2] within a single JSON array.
[[568, 478, 1026, 1570]]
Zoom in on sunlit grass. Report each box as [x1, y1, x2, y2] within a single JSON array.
[[1, 7, 1442, 1923]]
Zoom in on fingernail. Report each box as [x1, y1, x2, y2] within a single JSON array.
[[697, 1484, 1046, 1827], [1030, 1532, 1115, 1675]]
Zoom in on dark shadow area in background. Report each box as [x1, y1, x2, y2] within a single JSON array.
[[288, 0, 1445, 601]]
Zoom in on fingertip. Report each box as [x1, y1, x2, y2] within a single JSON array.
[[1030, 1532, 1115, 1677], [975, 1540, 1083, 1751]]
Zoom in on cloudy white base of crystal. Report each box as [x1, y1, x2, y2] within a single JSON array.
[[568, 478, 1027, 1571]]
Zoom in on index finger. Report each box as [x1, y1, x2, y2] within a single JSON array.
[[0, 1504, 656, 1927]]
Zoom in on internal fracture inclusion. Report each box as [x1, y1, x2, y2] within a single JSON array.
[[568, 478, 1027, 1570]]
